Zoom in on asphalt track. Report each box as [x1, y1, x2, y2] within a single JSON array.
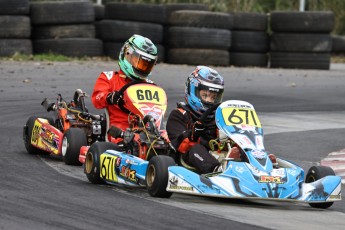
[[1, 61, 345, 229]]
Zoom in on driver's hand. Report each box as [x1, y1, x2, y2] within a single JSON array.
[[190, 121, 205, 142], [106, 91, 122, 105]]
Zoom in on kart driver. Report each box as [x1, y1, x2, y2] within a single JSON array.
[[166, 66, 240, 174], [91, 34, 158, 140]]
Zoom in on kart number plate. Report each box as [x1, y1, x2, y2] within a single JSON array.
[[221, 108, 261, 128], [100, 154, 118, 182], [127, 85, 167, 105]]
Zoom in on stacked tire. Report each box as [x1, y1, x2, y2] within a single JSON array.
[[166, 10, 233, 66], [331, 35, 345, 54], [31, 0, 103, 57], [0, 0, 32, 56], [269, 11, 334, 70], [230, 12, 269, 67], [99, 3, 165, 62]]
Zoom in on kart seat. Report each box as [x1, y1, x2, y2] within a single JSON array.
[[179, 155, 198, 173]]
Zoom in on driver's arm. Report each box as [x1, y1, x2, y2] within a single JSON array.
[[166, 109, 196, 154], [92, 72, 113, 109]]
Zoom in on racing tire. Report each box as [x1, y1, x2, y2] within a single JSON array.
[[269, 52, 331, 70], [270, 11, 334, 33], [32, 24, 96, 40], [167, 48, 230, 66], [167, 26, 231, 49], [0, 16, 31, 38], [305, 165, 336, 209], [84, 142, 120, 184], [168, 10, 234, 30], [146, 155, 176, 198], [164, 3, 208, 24], [233, 12, 268, 31], [96, 20, 163, 44], [104, 3, 166, 24], [231, 31, 269, 52], [30, 1, 94, 25], [23, 116, 54, 155], [0, 39, 32, 56], [33, 38, 103, 57], [62, 128, 87, 166], [0, 0, 29, 15]]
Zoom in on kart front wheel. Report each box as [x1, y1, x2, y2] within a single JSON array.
[[84, 142, 120, 184], [62, 128, 87, 165], [305, 165, 336, 209], [23, 116, 54, 155], [146, 155, 176, 198]]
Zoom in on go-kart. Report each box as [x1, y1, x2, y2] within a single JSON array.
[[23, 89, 106, 165], [79, 82, 172, 185], [146, 100, 342, 209]]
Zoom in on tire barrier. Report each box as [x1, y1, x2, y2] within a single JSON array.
[[33, 38, 103, 57], [166, 10, 233, 66], [164, 3, 208, 25], [30, 1, 102, 57], [0, 1, 340, 70], [168, 10, 233, 30], [270, 52, 331, 70], [167, 48, 230, 66], [269, 11, 334, 70], [0, 0, 31, 56], [104, 2, 166, 24], [270, 11, 334, 33], [101, 3, 165, 62], [0, 0, 29, 15], [230, 12, 269, 67], [94, 3, 104, 21], [331, 35, 345, 54]]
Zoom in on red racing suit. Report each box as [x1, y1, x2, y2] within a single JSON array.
[[92, 70, 134, 131]]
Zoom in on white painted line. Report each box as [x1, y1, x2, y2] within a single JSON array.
[[321, 158, 345, 162], [328, 151, 345, 156]]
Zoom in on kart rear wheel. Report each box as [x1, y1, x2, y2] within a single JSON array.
[[23, 115, 54, 155], [146, 155, 175, 198], [305, 165, 335, 209], [62, 128, 87, 165], [84, 142, 120, 184]]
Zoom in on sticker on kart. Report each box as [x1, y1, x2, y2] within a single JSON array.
[[100, 153, 119, 183], [100, 153, 139, 183], [32, 119, 59, 154]]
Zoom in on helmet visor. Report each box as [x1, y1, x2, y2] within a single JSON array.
[[196, 83, 224, 105], [124, 47, 157, 75]]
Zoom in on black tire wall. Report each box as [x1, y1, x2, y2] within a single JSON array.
[[0, 0, 29, 15], [0, 0, 32, 56], [269, 11, 334, 70], [30, 1, 95, 25]]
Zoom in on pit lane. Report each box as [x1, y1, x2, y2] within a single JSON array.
[[1, 61, 344, 229]]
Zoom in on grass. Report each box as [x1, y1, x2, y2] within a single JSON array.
[[0, 53, 113, 62], [1, 53, 345, 63]]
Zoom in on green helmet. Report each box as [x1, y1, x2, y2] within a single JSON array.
[[118, 34, 158, 81]]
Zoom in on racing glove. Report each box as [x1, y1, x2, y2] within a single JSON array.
[[190, 121, 205, 142], [106, 91, 123, 105], [108, 125, 123, 138]]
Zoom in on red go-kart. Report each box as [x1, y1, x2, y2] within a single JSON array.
[[23, 89, 106, 165]]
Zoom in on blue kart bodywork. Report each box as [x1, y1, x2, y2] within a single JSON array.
[[96, 150, 149, 187], [165, 100, 342, 205]]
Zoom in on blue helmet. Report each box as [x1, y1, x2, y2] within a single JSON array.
[[185, 66, 224, 116]]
